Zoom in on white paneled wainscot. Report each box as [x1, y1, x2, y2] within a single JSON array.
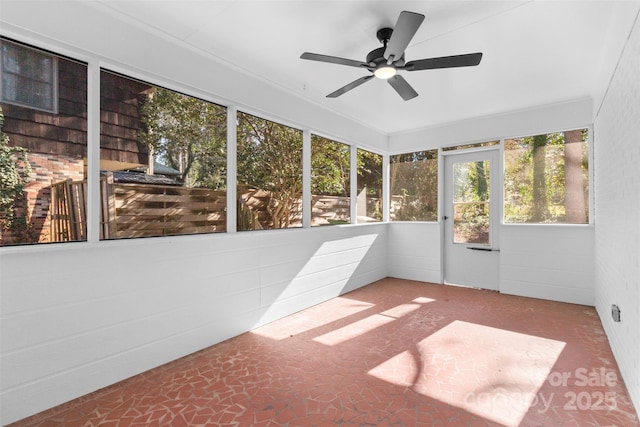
[[387, 222, 441, 283], [500, 225, 595, 305], [0, 225, 387, 425]]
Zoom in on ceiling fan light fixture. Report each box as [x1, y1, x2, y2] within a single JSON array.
[[374, 65, 396, 79]]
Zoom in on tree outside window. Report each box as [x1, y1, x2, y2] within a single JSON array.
[[236, 112, 302, 230], [356, 148, 382, 223], [504, 129, 588, 224], [311, 135, 350, 226], [390, 150, 438, 221]]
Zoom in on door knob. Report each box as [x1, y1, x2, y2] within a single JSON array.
[[442, 216, 449, 220]]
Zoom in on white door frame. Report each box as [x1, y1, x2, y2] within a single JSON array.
[[441, 147, 501, 290]]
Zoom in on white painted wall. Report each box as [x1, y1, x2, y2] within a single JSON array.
[[0, 225, 388, 424], [388, 99, 596, 307], [1, 0, 637, 423], [593, 13, 640, 414], [387, 222, 595, 306], [387, 223, 441, 283], [500, 225, 595, 305], [389, 97, 593, 153]]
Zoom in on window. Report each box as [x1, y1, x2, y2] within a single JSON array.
[[453, 159, 491, 244], [504, 129, 589, 224], [0, 39, 86, 246], [356, 148, 382, 223], [1, 40, 57, 113], [311, 135, 350, 226], [100, 71, 227, 239], [390, 150, 438, 221], [442, 141, 499, 151], [236, 112, 302, 230]]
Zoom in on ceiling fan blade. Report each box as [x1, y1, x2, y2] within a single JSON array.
[[327, 75, 374, 98], [301, 52, 368, 68], [384, 11, 425, 62], [404, 52, 483, 71], [388, 75, 418, 101]]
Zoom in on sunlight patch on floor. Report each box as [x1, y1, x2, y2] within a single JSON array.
[[313, 297, 434, 346], [252, 296, 374, 340], [313, 314, 396, 346], [368, 320, 566, 427]]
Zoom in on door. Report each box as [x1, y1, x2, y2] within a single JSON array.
[[443, 149, 500, 290]]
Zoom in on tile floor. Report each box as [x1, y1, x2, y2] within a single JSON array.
[[8, 278, 639, 427]]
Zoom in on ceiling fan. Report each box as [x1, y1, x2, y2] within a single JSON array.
[[300, 11, 483, 101]]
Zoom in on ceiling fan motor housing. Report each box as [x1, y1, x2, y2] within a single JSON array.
[[376, 27, 394, 44], [369, 28, 404, 66]]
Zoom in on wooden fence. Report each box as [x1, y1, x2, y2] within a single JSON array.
[[50, 176, 354, 241], [51, 174, 226, 241], [50, 179, 87, 242]]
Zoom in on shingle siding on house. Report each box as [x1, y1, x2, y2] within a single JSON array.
[[2, 59, 87, 156], [99, 71, 151, 165]]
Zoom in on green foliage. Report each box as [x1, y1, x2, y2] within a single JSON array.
[[390, 150, 438, 221], [237, 112, 303, 228], [451, 160, 490, 242], [311, 135, 350, 196], [357, 149, 382, 197], [453, 160, 490, 203], [0, 107, 31, 232], [504, 131, 589, 223], [140, 87, 227, 188], [357, 149, 383, 220]]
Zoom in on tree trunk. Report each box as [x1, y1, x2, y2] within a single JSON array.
[[531, 135, 547, 222], [564, 130, 586, 223], [475, 161, 488, 200]]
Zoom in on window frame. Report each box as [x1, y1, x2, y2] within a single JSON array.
[[501, 127, 593, 226], [355, 147, 384, 224], [99, 68, 229, 240], [310, 134, 352, 227], [0, 39, 59, 114], [236, 110, 304, 231]]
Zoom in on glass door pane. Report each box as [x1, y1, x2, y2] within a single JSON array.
[[452, 160, 491, 244]]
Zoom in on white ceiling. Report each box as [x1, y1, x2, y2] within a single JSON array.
[[90, 0, 639, 135]]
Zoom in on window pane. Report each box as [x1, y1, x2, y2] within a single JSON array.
[[100, 71, 227, 239], [504, 129, 589, 224], [356, 148, 382, 223], [453, 160, 490, 244], [0, 40, 86, 246], [311, 135, 350, 226], [1, 40, 56, 112], [237, 112, 302, 230], [390, 150, 438, 221]]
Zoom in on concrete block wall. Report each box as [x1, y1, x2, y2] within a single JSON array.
[[594, 13, 640, 414]]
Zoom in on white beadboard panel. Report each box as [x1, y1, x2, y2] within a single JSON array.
[[387, 223, 442, 283], [593, 14, 640, 415], [500, 225, 595, 305], [0, 225, 387, 425]]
